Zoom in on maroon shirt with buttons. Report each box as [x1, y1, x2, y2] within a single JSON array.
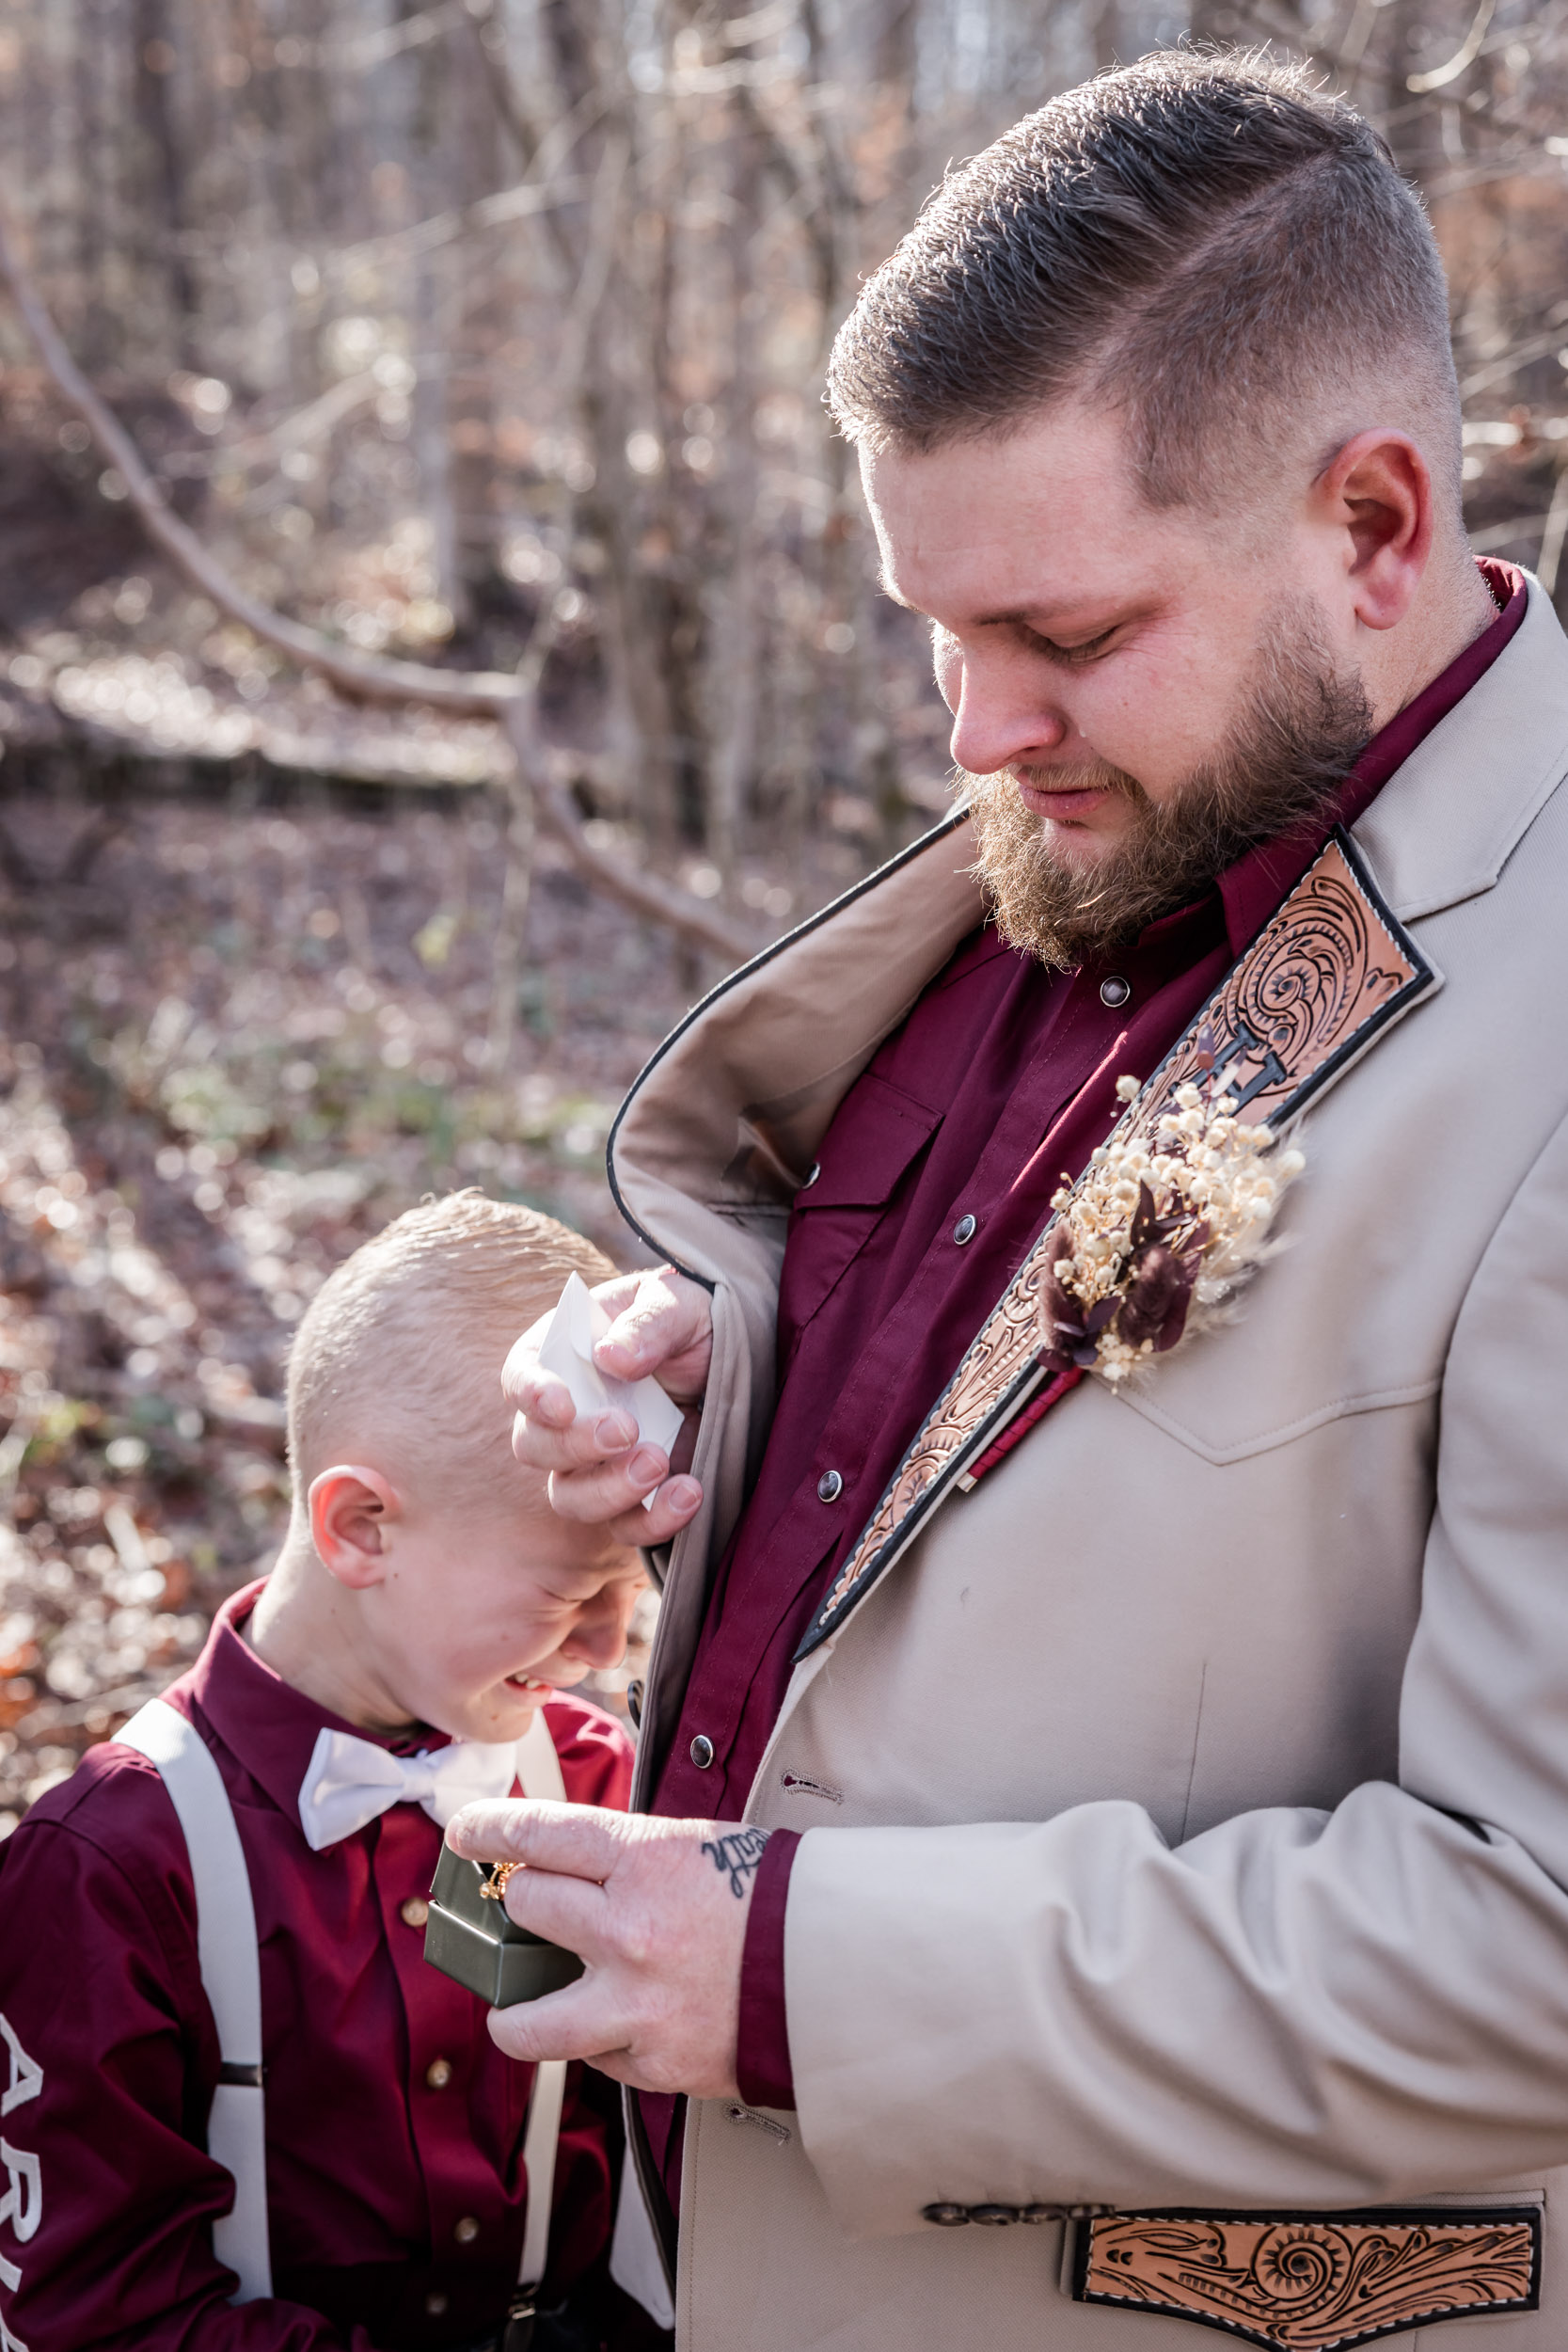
[[0, 1584, 633, 2352], [640, 562, 1528, 2190]]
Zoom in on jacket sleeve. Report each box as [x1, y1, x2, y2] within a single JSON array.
[[0, 1787, 378, 2351], [782, 1104, 1568, 2237]]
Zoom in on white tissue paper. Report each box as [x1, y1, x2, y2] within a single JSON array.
[[526, 1272, 687, 1510]]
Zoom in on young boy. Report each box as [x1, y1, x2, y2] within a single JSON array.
[[0, 1193, 657, 2352]]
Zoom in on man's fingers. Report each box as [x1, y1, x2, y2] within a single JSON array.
[[484, 1977, 633, 2068], [543, 1452, 701, 1525], [615, 1475, 702, 1547], [595, 1282, 701, 1378], [511, 1402, 640, 1475], [447, 1795, 622, 1880], [500, 1862, 609, 1954]]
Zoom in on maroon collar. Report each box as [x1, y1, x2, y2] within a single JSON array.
[[167, 1581, 454, 1832]]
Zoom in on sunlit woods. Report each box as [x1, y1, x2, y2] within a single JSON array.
[[0, 0, 1117, 902], [2, 0, 1568, 1825], [3, 1, 1566, 881]]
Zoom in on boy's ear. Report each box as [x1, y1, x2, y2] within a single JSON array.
[[309, 1466, 403, 1591]]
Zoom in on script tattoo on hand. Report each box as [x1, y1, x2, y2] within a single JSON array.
[[702, 1825, 771, 1899]]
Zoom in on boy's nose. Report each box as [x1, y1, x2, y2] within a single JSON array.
[[561, 1610, 629, 1672]]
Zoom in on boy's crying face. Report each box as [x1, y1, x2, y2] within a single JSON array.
[[309, 1455, 647, 1742]]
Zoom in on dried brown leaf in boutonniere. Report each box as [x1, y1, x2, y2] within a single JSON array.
[[1037, 1073, 1305, 1384]]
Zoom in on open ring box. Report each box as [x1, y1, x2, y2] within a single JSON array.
[[423, 1845, 585, 2007]]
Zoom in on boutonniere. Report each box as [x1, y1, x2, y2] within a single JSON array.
[[1038, 1062, 1305, 1384]]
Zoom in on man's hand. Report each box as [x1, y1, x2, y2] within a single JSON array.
[[503, 1266, 713, 1546], [446, 1799, 768, 2099]]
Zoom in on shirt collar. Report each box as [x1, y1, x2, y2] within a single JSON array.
[[170, 1580, 454, 1833]]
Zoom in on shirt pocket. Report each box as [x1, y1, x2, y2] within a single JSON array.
[[779, 1073, 942, 1348]]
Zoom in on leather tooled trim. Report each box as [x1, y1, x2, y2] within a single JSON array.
[[1072, 2206, 1541, 2349], [795, 828, 1434, 1659]]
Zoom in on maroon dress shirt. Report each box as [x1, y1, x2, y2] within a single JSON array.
[[641, 562, 1528, 2189], [0, 1584, 634, 2352]]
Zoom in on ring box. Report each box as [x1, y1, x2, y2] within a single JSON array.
[[423, 1844, 585, 2008]]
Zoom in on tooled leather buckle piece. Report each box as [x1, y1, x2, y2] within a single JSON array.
[[1072, 2206, 1541, 2349]]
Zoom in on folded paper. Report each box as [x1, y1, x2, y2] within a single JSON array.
[[527, 1272, 686, 1507]]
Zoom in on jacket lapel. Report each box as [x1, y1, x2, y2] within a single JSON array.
[[795, 826, 1437, 1658]]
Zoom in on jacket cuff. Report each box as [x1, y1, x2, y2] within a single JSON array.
[[735, 1829, 800, 2109]]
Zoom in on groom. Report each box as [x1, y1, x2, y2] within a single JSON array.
[[455, 50, 1568, 2352]]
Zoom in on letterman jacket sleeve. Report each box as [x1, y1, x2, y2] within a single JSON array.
[[0, 1760, 377, 2352], [779, 1104, 1568, 2234]]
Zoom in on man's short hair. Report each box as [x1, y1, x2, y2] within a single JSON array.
[[286, 1190, 617, 1508], [827, 49, 1460, 509]]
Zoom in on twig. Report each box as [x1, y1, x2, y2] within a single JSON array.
[[503, 704, 761, 962], [1537, 469, 1568, 595], [1408, 0, 1497, 91]]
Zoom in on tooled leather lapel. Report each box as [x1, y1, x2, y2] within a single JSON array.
[[794, 827, 1437, 1660]]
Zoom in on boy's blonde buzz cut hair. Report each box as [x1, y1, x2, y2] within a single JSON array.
[[286, 1189, 618, 1509]]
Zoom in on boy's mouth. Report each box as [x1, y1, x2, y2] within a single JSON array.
[[504, 1674, 560, 1696]]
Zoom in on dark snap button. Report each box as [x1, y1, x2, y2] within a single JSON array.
[[1100, 975, 1131, 1009], [921, 2202, 971, 2227], [689, 1734, 715, 1770], [970, 2204, 1019, 2226], [952, 1214, 977, 1246], [1019, 2204, 1066, 2224], [800, 1161, 821, 1189], [816, 1469, 844, 1503], [626, 1677, 644, 1729]]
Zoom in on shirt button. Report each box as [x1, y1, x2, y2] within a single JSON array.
[[400, 1897, 429, 1930], [800, 1161, 821, 1189], [922, 2202, 971, 2226], [816, 1469, 844, 1502], [425, 2293, 449, 2317], [1100, 975, 1131, 1009], [952, 1214, 977, 1246], [454, 2216, 481, 2245], [425, 2057, 453, 2090], [689, 1734, 715, 1770], [971, 2203, 1020, 2225]]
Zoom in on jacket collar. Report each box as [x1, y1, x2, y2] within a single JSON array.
[[610, 577, 1568, 1269], [1352, 574, 1568, 922]]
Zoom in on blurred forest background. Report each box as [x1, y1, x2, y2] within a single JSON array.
[[1, 0, 1566, 1826]]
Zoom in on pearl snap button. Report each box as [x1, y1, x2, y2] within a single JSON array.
[[425, 2293, 449, 2316], [689, 1734, 715, 1769], [952, 1214, 977, 1245], [425, 2057, 452, 2090], [816, 1469, 844, 1502], [400, 1897, 429, 1930], [454, 2216, 480, 2245], [1100, 975, 1131, 1008]]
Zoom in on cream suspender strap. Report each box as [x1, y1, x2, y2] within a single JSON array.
[[513, 1708, 568, 2301], [116, 1698, 273, 2305]]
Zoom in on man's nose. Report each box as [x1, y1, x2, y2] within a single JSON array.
[[947, 660, 1069, 777]]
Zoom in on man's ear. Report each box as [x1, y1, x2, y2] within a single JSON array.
[[309, 1466, 403, 1591], [1312, 427, 1433, 634]]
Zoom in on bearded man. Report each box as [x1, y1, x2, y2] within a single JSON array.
[[451, 51, 1568, 2352]]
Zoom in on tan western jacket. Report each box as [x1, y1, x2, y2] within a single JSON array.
[[611, 580, 1568, 2349]]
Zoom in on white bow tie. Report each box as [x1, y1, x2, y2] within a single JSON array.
[[297, 1726, 521, 1851]]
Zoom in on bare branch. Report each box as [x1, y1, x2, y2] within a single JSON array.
[[0, 188, 767, 971], [503, 705, 764, 963], [0, 193, 520, 718]]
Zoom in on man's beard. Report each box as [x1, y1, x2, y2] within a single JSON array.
[[964, 599, 1375, 970]]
